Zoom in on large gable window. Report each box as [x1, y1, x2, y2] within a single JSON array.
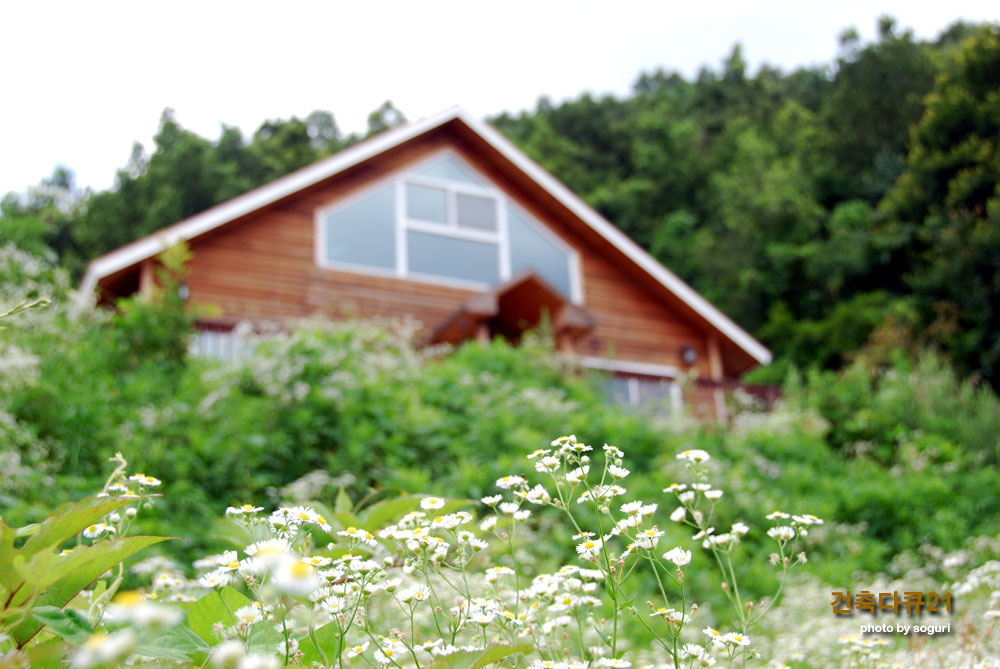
[[318, 152, 580, 300]]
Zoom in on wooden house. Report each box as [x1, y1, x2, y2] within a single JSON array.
[[80, 108, 771, 419]]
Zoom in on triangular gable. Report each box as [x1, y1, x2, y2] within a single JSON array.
[[80, 106, 771, 367]]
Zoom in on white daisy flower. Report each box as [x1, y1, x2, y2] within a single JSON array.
[[71, 629, 137, 669], [676, 449, 710, 463], [608, 465, 630, 480], [636, 528, 664, 549], [496, 475, 527, 489], [670, 507, 687, 522], [346, 641, 369, 658], [420, 497, 445, 510], [767, 526, 796, 541], [663, 547, 692, 566], [534, 456, 561, 473], [576, 538, 603, 559], [82, 523, 115, 539], [603, 444, 624, 458]]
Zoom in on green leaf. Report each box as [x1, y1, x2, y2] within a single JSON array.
[[135, 624, 210, 661], [23, 638, 66, 669], [427, 644, 532, 668], [12, 535, 172, 648], [334, 487, 353, 514], [297, 622, 340, 665], [21, 496, 144, 556], [187, 587, 253, 644], [14, 523, 40, 538], [31, 606, 94, 645], [246, 620, 283, 655], [471, 644, 533, 667], [360, 495, 421, 530]]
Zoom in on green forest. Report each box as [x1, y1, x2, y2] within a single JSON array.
[[3, 18, 999, 388]]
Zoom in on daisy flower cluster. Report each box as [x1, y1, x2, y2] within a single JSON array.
[[40, 438, 837, 668], [75, 455, 162, 549], [664, 446, 822, 661]]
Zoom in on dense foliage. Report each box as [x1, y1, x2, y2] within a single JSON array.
[[2, 244, 999, 666], [2, 244, 999, 596], [2, 19, 998, 388]]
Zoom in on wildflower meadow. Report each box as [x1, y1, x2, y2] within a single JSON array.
[[2, 244, 1000, 667]]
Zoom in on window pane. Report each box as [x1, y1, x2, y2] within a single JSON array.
[[604, 376, 631, 406], [414, 155, 484, 185], [507, 206, 573, 298], [636, 378, 672, 406], [324, 184, 395, 270], [456, 193, 497, 231], [407, 231, 499, 284], [406, 184, 447, 223]]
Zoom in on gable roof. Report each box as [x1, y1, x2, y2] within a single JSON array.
[[80, 106, 771, 367]]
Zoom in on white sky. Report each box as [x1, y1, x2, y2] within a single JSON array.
[[1, 1, 996, 196]]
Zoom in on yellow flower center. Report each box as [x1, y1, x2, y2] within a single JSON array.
[[113, 591, 144, 607], [290, 562, 312, 578]]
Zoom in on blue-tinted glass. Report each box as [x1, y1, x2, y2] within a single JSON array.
[[604, 376, 631, 406], [407, 231, 499, 284], [324, 185, 395, 270], [456, 193, 497, 231], [414, 155, 485, 185], [406, 184, 447, 223], [507, 206, 572, 298]]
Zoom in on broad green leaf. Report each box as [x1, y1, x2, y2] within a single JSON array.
[[12, 535, 172, 647], [24, 638, 66, 669], [246, 620, 284, 655], [427, 644, 532, 668], [332, 511, 363, 533], [21, 496, 144, 556], [297, 622, 340, 665], [471, 644, 533, 667], [31, 606, 94, 645], [135, 624, 210, 661], [360, 494, 422, 529], [187, 587, 253, 644]]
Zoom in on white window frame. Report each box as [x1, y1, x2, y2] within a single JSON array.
[[314, 149, 584, 302], [578, 355, 683, 413]]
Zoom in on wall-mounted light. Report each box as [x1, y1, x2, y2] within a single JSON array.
[[682, 346, 698, 366]]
